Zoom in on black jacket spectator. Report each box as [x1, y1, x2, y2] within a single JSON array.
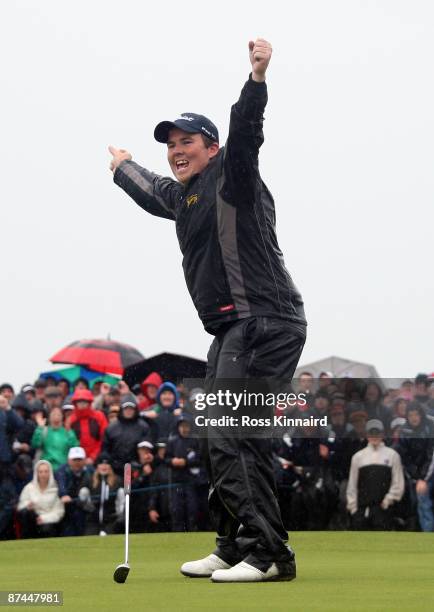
[[11, 395, 37, 459], [0, 464, 17, 539], [166, 417, 200, 532], [0, 400, 24, 464], [148, 451, 172, 530], [102, 397, 150, 475], [165, 421, 201, 483], [86, 455, 123, 535], [396, 402, 434, 481]]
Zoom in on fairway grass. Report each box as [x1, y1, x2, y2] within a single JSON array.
[[2, 531, 434, 611]]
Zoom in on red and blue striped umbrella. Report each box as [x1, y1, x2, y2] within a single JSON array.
[[50, 339, 144, 376]]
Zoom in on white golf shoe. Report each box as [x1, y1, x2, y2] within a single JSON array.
[[180, 553, 232, 578], [211, 560, 296, 583]]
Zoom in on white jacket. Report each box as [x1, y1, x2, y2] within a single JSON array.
[[346, 442, 404, 515], [18, 460, 65, 524]]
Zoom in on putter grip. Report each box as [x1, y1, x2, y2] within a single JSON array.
[[124, 463, 131, 495]]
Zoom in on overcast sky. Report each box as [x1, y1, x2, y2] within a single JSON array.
[[1, 0, 433, 388]]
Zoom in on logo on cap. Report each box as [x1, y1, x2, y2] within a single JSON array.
[[176, 115, 195, 122]]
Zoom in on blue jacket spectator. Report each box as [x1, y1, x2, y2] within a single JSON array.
[[154, 382, 180, 442]]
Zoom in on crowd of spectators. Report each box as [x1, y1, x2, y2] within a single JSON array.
[[1, 370, 433, 540]]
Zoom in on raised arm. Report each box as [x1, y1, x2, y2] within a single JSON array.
[[109, 145, 179, 221], [223, 39, 273, 202]]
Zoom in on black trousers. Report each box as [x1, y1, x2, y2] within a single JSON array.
[[18, 509, 59, 539], [204, 316, 305, 571], [351, 505, 393, 531], [171, 483, 199, 532]]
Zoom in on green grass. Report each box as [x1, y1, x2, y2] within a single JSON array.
[[2, 532, 434, 611]]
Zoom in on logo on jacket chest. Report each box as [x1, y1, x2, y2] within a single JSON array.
[[186, 194, 199, 207]]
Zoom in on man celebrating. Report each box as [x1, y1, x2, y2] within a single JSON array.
[[109, 39, 307, 582]]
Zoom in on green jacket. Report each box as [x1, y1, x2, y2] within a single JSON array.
[[31, 426, 79, 471]]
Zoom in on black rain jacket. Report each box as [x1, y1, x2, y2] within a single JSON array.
[[114, 75, 307, 335]]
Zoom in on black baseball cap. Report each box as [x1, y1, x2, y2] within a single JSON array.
[[154, 113, 219, 144]]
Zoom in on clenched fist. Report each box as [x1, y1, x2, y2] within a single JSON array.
[[108, 145, 132, 172], [249, 38, 272, 82]]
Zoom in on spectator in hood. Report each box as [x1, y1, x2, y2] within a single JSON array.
[[0, 383, 15, 403], [17, 459, 64, 538], [154, 382, 181, 442], [0, 394, 24, 470], [69, 389, 107, 465], [396, 401, 434, 532], [102, 396, 150, 475], [166, 415, 201, 532], [31, 406, 79, 471], [55, 446, 94, 536], [139, 372, 163, 411]]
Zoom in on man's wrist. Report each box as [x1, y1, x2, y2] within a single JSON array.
[[251, 71, 266, 83]]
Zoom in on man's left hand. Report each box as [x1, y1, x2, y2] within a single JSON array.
[[249, 38, 272, 82]]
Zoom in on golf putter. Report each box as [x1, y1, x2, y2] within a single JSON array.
[[113, 463, 131, 583]]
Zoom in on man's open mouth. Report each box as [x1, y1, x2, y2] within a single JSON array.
[[176, 159, 189, 170]]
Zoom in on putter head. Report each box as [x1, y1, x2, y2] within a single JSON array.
[[113, 563, 130, 583]]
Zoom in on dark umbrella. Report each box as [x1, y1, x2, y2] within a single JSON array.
[[50, 339, 145, 376], [123, 352, 206, 387]]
